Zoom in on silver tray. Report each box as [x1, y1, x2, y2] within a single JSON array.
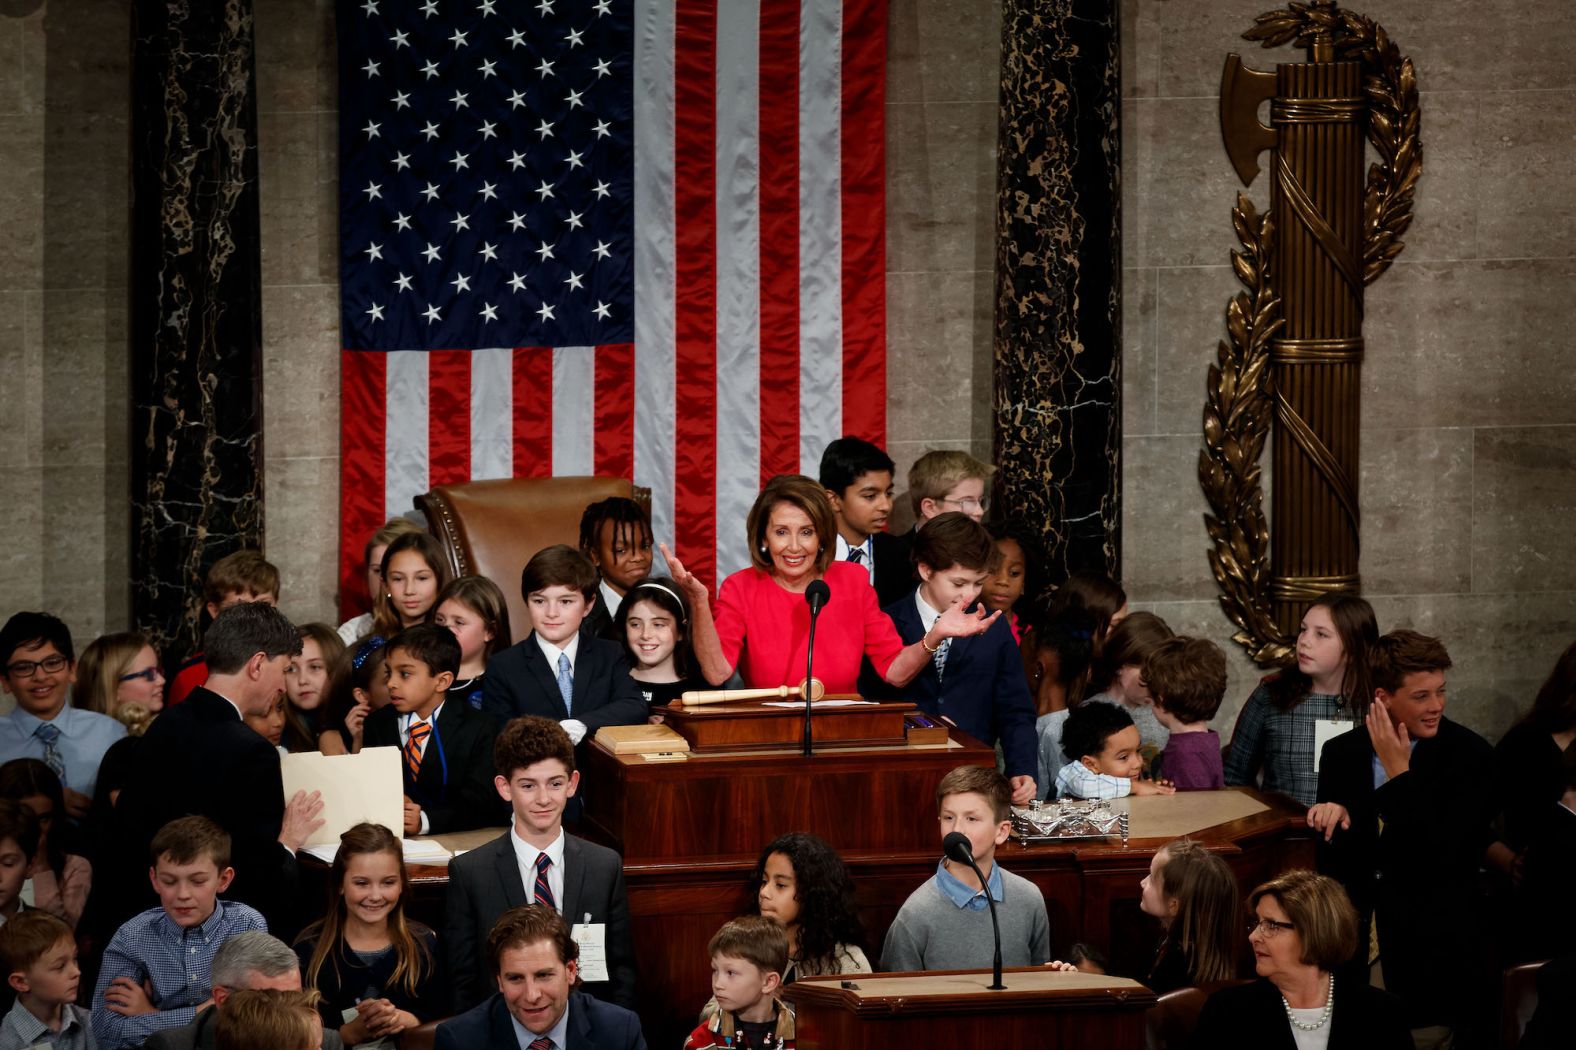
[[1011, 799, 1130, 845]]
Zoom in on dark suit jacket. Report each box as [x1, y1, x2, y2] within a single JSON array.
[[445, 829, 636, 1011], [436, 992, 645, 1050], [1190, 976, 1411, 1050], [1315, 717, 1496, 1028], [108, 687, 299, 932], [144, 1006, 347, 1050], [871, 530, 915, 609], [481, 631, 648, 732], [363, 699, 506, 833], [860, 595, 1037, 784], [1515, 803, 1576, 961], [1518, 954, 1576, 1050]]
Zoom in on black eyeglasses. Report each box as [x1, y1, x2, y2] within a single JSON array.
[[1246, 917, 1297, 938], [4, 655, 69, 679], [119, 667, 163, 684]]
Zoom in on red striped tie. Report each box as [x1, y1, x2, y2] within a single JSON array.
[[528, 1038, 551, 1050], [404, 719, 430, 779], [534, 852, 556, 911]]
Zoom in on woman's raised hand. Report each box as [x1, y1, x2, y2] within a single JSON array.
[[934, 602, 1001, 639], [660, 542, 709, 602]]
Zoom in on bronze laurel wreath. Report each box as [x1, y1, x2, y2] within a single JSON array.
[[1199, 196, 1290, 665], [1199, 4, 1421, 666]]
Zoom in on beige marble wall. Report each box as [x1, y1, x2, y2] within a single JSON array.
[[0, 1, 131, 653], [1121, 0, 1576, 741], [884, 0, 1002, 526], [256, 0, 343, 627]]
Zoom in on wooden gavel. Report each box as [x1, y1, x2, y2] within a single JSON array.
[[677, 678, 826, 706]]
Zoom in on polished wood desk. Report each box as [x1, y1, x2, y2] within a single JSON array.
[[577, 733, 1313, 1045], [785, 968, 1156, 1050]]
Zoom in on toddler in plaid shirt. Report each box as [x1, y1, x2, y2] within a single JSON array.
[[90, 817, 265, 1049], [1056, 702, 1176, 800]]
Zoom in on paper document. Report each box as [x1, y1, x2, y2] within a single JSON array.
[[302, 836, 454, 865], [281, 747, 403, 847], [760, 699, 875, 709]]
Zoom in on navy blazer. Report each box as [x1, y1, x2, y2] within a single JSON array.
[[362, 699, 506, 833], [481, 631, 648, 732], [1316, 717, 1496, 1028], [435, 992, 645, 1050], [862, 592, 1037, 783], [446, 829, 637, 1012]]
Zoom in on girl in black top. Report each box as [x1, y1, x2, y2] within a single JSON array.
[[434, 575, 513, 711], [295, 823, 443, 1045], [1138, 838, 1239, 993], [616, 576, 708, 717]]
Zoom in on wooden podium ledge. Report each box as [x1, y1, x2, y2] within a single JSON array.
[[785, 967, 1157, 1016]]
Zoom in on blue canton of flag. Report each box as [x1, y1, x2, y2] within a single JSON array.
[[338, 0, 634, 351]]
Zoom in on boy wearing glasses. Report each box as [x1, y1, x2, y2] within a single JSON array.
[[0, 612, 126, 818], [907, 449, 993, 527]]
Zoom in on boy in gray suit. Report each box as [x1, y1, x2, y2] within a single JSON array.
[[446, 716, 636, 1011]]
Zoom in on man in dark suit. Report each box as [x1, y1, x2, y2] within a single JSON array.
[[362, 624, 507, 833], [108, 603, 324, 934], [448, 716, 635, 1012], [818, 436, 918, 608], [481, 545, 648, 744], [438, 904, 644, 1050], [1309, 629, 1496, 1046], [860, 513, 1038, 803]]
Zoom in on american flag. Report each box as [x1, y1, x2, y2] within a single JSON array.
[[336, 0, 887, 610]]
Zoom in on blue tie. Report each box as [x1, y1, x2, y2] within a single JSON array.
[[557, 652, 573, 715], [933, 638, 951, 683], [34, 722, 66, 783]]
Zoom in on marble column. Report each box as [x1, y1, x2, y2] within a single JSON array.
[[993, 0, 1122, 587], [129, 0, 265, 661]]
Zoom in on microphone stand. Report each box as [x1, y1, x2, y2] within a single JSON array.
[[945, 834, 1005, 990], [802, 606, 819, 758]]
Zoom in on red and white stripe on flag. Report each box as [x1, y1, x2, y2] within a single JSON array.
[[338, 0, 886, 616]]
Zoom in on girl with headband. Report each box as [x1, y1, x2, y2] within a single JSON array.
[[614, 576, 706, 719]]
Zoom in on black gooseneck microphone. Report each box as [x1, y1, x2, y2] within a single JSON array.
[[802, 580, 831, 757], [942, 830, 1005, 990]]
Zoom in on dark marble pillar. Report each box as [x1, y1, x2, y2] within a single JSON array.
[[129, 0, 265, 661], [993, 0, 1122, 588]]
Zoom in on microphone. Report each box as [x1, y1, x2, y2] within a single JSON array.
[[802, 581, 832, 757], [942, 831, 1005, 990]]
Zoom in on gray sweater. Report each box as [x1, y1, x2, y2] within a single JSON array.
[[881, 865, 1050, 972]]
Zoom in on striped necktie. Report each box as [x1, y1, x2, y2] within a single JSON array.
[[534, 852, 556, 910], [847, 546, 865, 564], [34, 722, 66, 783], [404, 718, 430, 779], [933, 637, 951, 682], [528, 1038, 551, 1050]]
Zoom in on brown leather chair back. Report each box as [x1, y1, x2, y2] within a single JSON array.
[[1146, 980, 1251, 1050], [417, 476, 650, 638], [1500, 959, 1546, 1050], [398, 1018, 443, 1050]]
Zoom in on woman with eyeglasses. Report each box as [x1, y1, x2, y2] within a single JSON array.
[[1190, 869, 1409, 1050]]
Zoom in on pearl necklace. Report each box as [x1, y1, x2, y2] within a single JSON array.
[[1281, 972, 1334, 1031]]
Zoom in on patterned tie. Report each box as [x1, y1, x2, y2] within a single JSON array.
[[34, 722, 66, 783], [528, 1038, 552, 1050], [534, 852, 556, 910], [933, 637, 951, 683], [847, 546, 865, 564], [404, 718, 430, 780], [556, 652, 574, 715]]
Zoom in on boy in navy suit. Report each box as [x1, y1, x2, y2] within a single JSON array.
[[482, 545, 648, 745], [363, 624, 504, 834], [862, 513, 1038, 804]]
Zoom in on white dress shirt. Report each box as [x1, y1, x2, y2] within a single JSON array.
[[598, 579, 625, 622], [511, 825, 566, 911], [535, 632, 580, 674]]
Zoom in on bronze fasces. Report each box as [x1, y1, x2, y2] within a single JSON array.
[[1201, 2, 1421, 665]]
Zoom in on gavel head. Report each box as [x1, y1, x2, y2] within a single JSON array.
[[800, 678, 826, 701]]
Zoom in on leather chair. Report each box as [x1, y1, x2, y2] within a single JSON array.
[[398, 1018, 443, 1050], [417, 476, 651, 639], [1500, 959, 1546, 1050], [1146, 980, 1250, 1050]]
